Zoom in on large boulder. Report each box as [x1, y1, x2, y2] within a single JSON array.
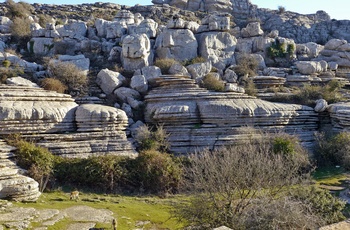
[[197, 32, 237, 69], [129, 19, 158, 38], [186, 61, 212, 81], [27, 38, 54, 55], [96, 69, 125, 94], [131, 75, 148, 93], [295, 61, 327, 75], [122, 34, 151, 71], [155, 29, 198, 62], [241, 22, 264, 38]]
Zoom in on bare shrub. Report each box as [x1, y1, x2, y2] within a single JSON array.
[[183, 56, 206, 66], [154, 58, 179, 74], [278, 5, 286, 14], [48, 61, 88, 94], [6, 0, 33, 19], [173, 132, 321, 229], [201, 73, 225, 92], [234, 54, 258, 77], [40, 78, 67, 93], [10, 17, 31, 39]]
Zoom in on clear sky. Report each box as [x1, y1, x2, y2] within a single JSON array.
[[1, 0, 349, 20]]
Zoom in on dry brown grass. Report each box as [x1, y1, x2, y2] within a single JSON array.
[[40, 78, 67, 93]]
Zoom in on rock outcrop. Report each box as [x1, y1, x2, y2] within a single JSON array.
[[145, 75, 318, 153], [0, 140, 41, 202]]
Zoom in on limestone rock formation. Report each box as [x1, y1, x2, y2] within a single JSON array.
[[155, 28, 198, 62], [0, 85, 77, 134], [0, 141, 41, 202], [145, 75, 318, 153], [327, 102, 350, 132], [122, 34, 151, 71]]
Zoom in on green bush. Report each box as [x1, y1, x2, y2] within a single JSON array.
[[267, 39, 295, 59], [2, 60, 11, 68], [54, 155, 129, 192], [130, 150, 182, 195], [201, 73, 225, 92], [9, 137, 55, 192], [289, 186, 346, 224], [40, 78, 67, 93], [315, 132, 350, 169], [154, 58, 179, 74]]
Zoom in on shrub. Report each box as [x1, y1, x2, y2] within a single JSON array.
[[173, 131, 313, 229], [38, 14, 54, 28], [2, 60, 11, 68], [201, 73, 225, 92], [183, 56, 206, 66], [154, 58, 178, 74], [134, 124, 170, 152], [48, 61, 88, 94], [130, 150, 182, 195], [5, 0, 33, 19], [0, 66, 23, 84], [289, 186, 346, 225], [268, 80, 345, 106], [40, 78, 67, 93], [10, 17, 31, 40], [234, 54, 258, 77], [278, 5, 286, 14], [315, 132, 350, 169], [267, 39, 295, 59], [54, 155, 129, 192], [8, 136, 55, 192], [243, 78, 257, 96]]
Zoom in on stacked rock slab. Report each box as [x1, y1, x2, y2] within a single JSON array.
[[145, 75, 318, 154], [327, 102, 350, 132], [0, 140, 41, 202]]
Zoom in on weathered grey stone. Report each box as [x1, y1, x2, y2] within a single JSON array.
[[95, 18, 108, 37], [122, 34, 151, 71], [114, 87, 141, 103], [169, 63, 190, 76], [141, 66, 162, 81], [130, 75, 148, 93], [129, 19, 158, 38], [56, 55, 90, 74], [0, 53, 43, 73], [167, 17, 187, 29], [223, 68, 238, 83], [96, 69, 125, 95], [155, 29, 198, 62], [114, 10, 134, 25], [106, 21, 127, 39], [225, 83, 245, 93], [121, 103, 133, 118]]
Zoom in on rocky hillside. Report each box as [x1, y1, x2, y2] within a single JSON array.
[[0, 0, 350, 201]]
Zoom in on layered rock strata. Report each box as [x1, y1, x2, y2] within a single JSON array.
[[0, 140, 41, 202], [327, 102, 350, 132], [145, 75, 318, 153]]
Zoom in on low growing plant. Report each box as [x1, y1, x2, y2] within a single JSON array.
[[154, 58, 178, 74], [201, 73, 225, 92], [40, 78, 67, 93]]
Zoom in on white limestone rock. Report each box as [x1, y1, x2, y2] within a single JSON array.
[[241, 22, 264, 38], [95, 18, 108, 37], [27, 38, 54, 55], [187, 61, 212, 81], [295, 61, 326, 75], [122, 34, 151, 71], [225, 83, 245, 93], [314, 99, 328, 112], [129, 19, 158, 38], [96, 69, 125, 95], [6, 77, 39, 88], [114, 87, 141, 103], [155, 29, 198, 62], [75, 104, 128, 132], [197, 32, 236, 70], [106, 21, 127, 39], [57, 54, 90, 75]]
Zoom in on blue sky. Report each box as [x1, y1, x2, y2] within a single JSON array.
[[1, 0, 349, 20]]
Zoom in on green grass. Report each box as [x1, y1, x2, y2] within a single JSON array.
[[313, 166, 347, 186], [10, 190, 185, 230]]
